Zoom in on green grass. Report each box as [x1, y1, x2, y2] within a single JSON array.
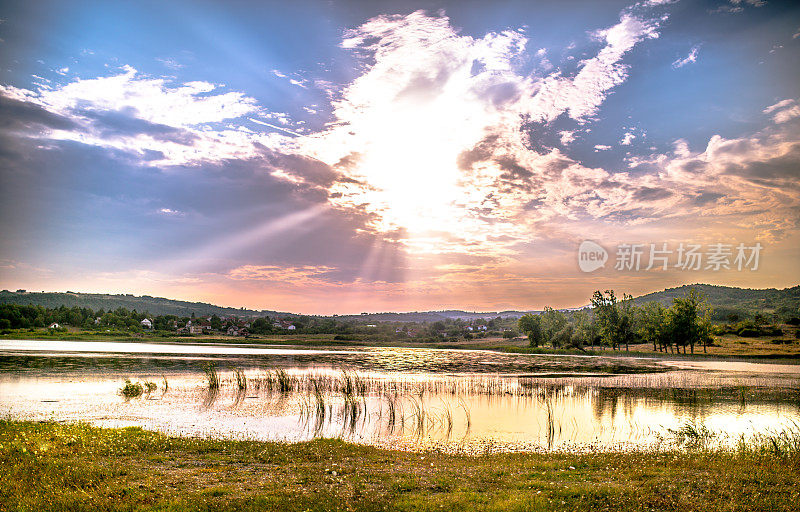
[[1, 420, 798, 511]]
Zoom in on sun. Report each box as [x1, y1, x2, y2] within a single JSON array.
[[324, 90, 494, 243]]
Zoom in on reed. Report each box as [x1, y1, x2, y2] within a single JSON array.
[[234, 368, 247, 392], [204, 364, 220, 390]]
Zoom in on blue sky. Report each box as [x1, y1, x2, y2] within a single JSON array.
[[0, 0, 798, 313]]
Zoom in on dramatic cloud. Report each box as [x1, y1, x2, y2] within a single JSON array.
[[1, 1, 798, 312]]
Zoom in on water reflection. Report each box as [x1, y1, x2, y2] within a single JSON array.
[[0, 341, 798, 452]]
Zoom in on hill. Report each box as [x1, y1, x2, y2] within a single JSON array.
[[1, 284, 798, 322], [0, 290, 284, 318], [631, 284, 800, 320]]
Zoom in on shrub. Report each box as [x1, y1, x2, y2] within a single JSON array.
[[738, 328, 760, 338], [120, 379, 144, 399]]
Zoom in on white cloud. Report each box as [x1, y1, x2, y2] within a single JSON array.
[[0, 66, 278, 166], [36, 66, 259, 127], [672, 45, 700, 68], [523, 14, 660, 123], [763, 99, 800, 123], [559, 130, 576, 145], [620, 132, 636, 145], [158, 208, 184, 216], [594, 144, 612, 151]]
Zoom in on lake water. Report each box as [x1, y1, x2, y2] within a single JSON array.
[[1, 339, 798, 452]]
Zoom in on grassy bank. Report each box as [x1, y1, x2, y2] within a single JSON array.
[[1, 421, 798, 511]]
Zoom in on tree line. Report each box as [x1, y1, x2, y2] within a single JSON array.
[[517, 288, 713, 354]]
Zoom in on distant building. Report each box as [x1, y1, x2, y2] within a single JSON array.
[[275, 320, 296, 330], [49, 323, 60, 329], [140, 318, 153, 329], [184, 320, 204, 335], [227, 326, 249, 336]]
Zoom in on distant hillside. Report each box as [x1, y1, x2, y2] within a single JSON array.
[[1, 284, 797, 322], [0, 290, 284, 318], [335, 309, 541, 323], [632, 284, 800, 319]]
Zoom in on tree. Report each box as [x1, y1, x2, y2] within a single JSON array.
[[637, 302, 669, 352], [540, 307, 567, 346], [591, 290, 636, 351], [518, 314, 543, 347], [210, 315, 222, 331], [668, 289, 712, 354], [572, 310, 599, 350]]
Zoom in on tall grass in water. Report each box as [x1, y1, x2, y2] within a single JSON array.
[[739, 421, 800, 457], [204, 364, 220, 390], [234, 368, 247, 392], [203, 364, 220, 408], [666, 420, 716, 449], [120, 379, 157, 399]]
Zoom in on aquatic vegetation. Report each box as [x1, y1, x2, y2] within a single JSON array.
[[101, 364, 800, 452], [234, 368, 247, 392], [120, 379, 143, 399], [666, 420, 716, 448], [739, 421, 800, 457], [204, 364, 220, 390]]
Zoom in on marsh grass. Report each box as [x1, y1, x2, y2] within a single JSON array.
[[666, 421, 716, 448], [2, 419, 799, 512], [204, 364, 220, 390], [739, 421, 800, 457], [123, 367, 798, 451]]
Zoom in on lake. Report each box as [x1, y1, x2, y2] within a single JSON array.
[[1, 339, 798, 452]]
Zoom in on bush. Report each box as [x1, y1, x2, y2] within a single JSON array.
[[502, 330, 518, 339], [786, 317, 800, 326], [738, 328, 760, 338], [120, 380, 144, 399]]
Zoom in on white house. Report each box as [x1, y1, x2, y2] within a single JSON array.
[[49, 323, 60, 329], [140, 318, 153, 329]]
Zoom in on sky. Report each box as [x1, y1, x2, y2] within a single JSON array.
[[0, 0, 798, 314]]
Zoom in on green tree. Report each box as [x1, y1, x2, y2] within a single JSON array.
[[637, 302, 669, 352], [668, 288, 712, 354], [540, 307, 567, 345], [591, 290, 636, 351], [518, 314, 543, 347], [210, 315, 222, 331]]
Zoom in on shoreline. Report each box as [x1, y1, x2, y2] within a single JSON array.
[[2, 334, 800, 365]]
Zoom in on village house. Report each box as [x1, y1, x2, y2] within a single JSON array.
[[140, 318, 153, 329], [226, 325, 249, 336]]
